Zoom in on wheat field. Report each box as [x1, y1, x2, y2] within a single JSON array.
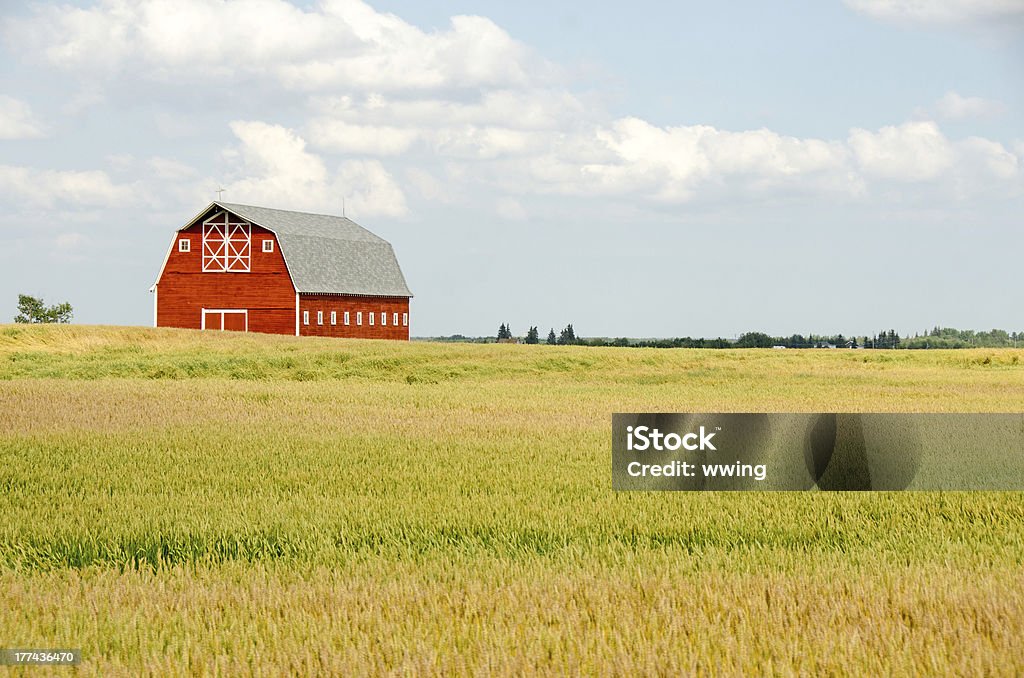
[[1, 325, 1023, 675]]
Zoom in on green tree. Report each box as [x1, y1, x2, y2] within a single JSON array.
[[546, 328, 557, 345], [525, 326, 539, 344], [558, 324, 577, 345], [14, 294, 73, 324], [735, 332, 772, 348]]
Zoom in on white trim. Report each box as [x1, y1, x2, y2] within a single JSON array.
[[357, 311, 362, 326], [178, 238, 190, 253], [344, 311, 350, 326], [262, 239, 274, 253], [393, 312, 398, 327], [153, 285, 158, 327], [201, 308, 248, 332], [317, 310, 323, 325], [202, 211, 251, 272], [403, 312, 408, 326], [369, 312, 374, 326], [295, 294, 300, 336], [330, 311, 336, 325], [303, 310, 309, 325]]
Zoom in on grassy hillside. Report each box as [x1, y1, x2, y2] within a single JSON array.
[[2, 325, 1023, 675]]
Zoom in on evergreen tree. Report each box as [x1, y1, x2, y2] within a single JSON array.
[[546, 328, 557, 345], [525, 326, 539, 344], [558, 324, 577, 345]]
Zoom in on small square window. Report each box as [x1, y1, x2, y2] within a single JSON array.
[[403, 313, 408, 326], [369, 312, 375, 326], [344, 311, 350, 326], [357, 312, 363, 326], [303, 310, 309, 325], [262, 239, 274, 253], [393, 312, 398, 326], [330, 311, 336, 325], [317, 310, 323, 325], [178, 238, 190, 253], [381, 312, 387, 326]]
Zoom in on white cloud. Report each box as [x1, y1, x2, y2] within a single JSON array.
[[848, 121, 954, 181], [957, 137, 1019, 180], [224, 120, 406, 217], [935, 91, 1007, 120], [307, 120, 419, 155], [536, 118, 855, 203], [55, 232, 87, 250], [845, 0, 1024, 25], [335, 159, 408, 218], [6, 0, 548, 93], [405, 167, 462, 204], [0, 96, 47, 139], [495, 197, 527, 221], [0, 165, 133, 207], [148, 157, 198, 181]]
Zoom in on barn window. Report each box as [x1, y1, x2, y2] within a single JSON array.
[[393, 312, 398, 326], [330, 311, 336, 325], [344, 311, 350, 325], [178, 238, 190, 253], [369, 312, 375, 326], [317, 310, 323, 325], [403, 313, 408, 326], [381, 312, 387, 326], [202, 211, 251, 272], [262, 239, 274, 253], [357, 312, 363, 325], [303, 310, 309, 325]]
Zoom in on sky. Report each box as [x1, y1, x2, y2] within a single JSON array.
[[0, 0, 1021, 338]]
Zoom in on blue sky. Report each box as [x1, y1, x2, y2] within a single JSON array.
[[0, 0, 1021, 338]]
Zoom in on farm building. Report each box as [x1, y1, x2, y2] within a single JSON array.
[[152, 202, 412, 339]]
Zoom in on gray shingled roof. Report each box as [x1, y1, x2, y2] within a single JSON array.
[[210, 202, 413, 298]]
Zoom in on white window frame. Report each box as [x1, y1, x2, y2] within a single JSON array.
[[262, 239, 274, 253], [357, 312, 363, 326], [330, 311, 336, 325], [303, 310, 309, 325], [403, 313, 408, 326], [178, 238, 190, 253], [344, 311, 350, 325], [369, 312, 375, 326], [393, 312, 398, 326], [317, 310, 323, 325], [381, 312, 387, 326], [202, 211, 251, 273]]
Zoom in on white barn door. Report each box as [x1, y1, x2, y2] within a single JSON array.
[[201, 309, 248, 332]]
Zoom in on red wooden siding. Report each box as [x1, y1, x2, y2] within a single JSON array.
[[299, 295, 410, 340], [156, 224, 296, 334]]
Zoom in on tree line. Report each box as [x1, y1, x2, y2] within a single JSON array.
[[487, 324, 1024, 349]]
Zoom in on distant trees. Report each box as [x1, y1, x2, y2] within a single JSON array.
[[558, 324, 577, 345], [14, 294, 73, 324], [482, 322, 1022, 350], [734, 332, 772, 348]]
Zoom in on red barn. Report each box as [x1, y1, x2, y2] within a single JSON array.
[[152, 202, 413, 339]]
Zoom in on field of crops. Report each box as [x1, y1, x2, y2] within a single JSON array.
[[2, 325, 1023, 675]]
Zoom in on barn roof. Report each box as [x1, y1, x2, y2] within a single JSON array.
[[199, 202, 412, 298]]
